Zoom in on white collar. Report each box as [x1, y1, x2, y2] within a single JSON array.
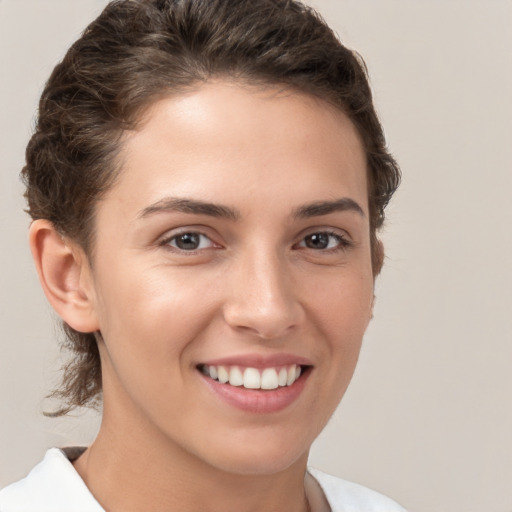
[[0, 449, 406, 512]]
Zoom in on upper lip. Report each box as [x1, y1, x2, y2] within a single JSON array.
[[199, 353, 313, 369]]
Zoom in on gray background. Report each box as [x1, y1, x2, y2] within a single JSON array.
[[1, 1, 511, 511]]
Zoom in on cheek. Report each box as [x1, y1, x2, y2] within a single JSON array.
[[93, 267, 216, 378], [298, 270, 374, 434], [91, 266, 222, 385], [306, 268, 374, 344], [92, 267, 222, 426]]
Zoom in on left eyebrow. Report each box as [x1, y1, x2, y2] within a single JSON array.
[[293, 198, 365, 219]]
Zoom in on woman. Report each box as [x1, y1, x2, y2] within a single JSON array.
[[0, 0, 404, 510]]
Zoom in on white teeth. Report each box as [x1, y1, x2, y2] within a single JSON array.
[[278, 367, 288, 387], [217, 365, 229, 383], [229, 366, 244, 386], [261, 368, 279, 389], [208, 366, 218, 380], [202, 363, 305, 390], [286, 365, 296, 386], [243, 368, 261, 389]]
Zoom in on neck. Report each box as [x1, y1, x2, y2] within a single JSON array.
[[74, 405, 311, 512]]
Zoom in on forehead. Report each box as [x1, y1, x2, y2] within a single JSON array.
[[104, 80, 368, 219]]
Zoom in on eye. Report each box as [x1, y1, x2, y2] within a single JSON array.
[[165, 232, 215, 251], [298, 232, 349, 251]]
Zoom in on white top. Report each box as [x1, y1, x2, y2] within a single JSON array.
[[0, 449, 407, 512]]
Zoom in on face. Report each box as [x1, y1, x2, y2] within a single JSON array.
[[84, 81, 374, 475]]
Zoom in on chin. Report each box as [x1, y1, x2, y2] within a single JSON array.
[[195, 431, 312, 477]]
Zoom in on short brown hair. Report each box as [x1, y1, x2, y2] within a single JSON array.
[[23, 0, 400, 414]]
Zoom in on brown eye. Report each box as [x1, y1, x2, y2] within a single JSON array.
[[298, 232, 349, 251], [167, 232, 213, 251], [304, 233, 330, 249]]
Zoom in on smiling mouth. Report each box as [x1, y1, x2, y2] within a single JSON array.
[[197, 364, 309, 390]]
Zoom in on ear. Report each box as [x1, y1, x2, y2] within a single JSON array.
[[29, 219, 100, 333], [370, 239, 385, 320], [372, 238, 385, 278]]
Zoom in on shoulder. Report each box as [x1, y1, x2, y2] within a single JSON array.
[[308, 467, 408, 512], [0, 448, 103, 512]]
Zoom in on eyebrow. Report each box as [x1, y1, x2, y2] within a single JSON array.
[[293, 198, 365, 219], [138, 196, 365, 221], [138, 197, 240, 220]]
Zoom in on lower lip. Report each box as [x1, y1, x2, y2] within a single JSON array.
[[200, 369, 310, 414]]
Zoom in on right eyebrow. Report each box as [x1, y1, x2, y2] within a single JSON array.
[[137, 197, 240, 221]]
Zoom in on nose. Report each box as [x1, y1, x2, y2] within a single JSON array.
[[222, 249, 304, 340]]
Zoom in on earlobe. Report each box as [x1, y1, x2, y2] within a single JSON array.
[[29, 219, 99, 333]]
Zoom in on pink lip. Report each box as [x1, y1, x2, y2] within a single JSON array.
[[199, 366, 312, 414], [200, 353, 313, 369]]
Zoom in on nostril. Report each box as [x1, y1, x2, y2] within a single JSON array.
[[224, 307, 301, 341]]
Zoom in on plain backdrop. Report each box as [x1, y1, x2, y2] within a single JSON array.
[[1, 1, 511, 511]]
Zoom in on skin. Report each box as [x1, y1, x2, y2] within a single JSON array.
[[30, 81, 375, 512]]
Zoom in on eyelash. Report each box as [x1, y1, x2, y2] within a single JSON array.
[[159, 230, 352, 254], [295, 231, 352, 252], [159, 231, 217, 253]]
